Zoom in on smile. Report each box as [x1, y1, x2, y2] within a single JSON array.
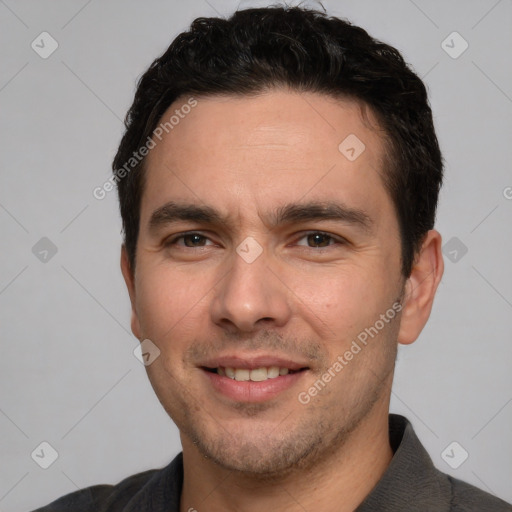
[[202, 365, 309, 403], [205, 366, 303, 382]]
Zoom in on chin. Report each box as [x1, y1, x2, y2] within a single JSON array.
[[199, 438, 320, 478], [183, 414, 339, 479]]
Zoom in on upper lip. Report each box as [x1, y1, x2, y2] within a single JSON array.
[[200, 354, 309, 371]]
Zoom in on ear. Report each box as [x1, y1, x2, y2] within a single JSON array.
[[120, 245, 141, 340], [397, 230, 444, 345]]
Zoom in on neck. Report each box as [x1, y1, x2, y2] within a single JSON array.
[[179, 401, 393, 512]]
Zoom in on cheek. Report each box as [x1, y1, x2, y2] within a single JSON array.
[[287, 267, 391, 341], [134, 266, 208, 342]]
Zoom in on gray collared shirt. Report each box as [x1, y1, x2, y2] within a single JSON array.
[[33, 414, 512, 511]]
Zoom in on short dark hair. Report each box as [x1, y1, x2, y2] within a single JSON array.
[[113, 5, 443, 277]]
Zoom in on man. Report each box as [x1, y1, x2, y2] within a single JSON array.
[[34, 5, 511, 512]]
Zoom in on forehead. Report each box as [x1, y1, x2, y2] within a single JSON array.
[[141, 90, 392, 230]]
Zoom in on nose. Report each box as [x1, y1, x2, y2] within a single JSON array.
[[210, 246, 292, 333]]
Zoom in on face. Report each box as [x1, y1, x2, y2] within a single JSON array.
[[123, 90, 409, 476]]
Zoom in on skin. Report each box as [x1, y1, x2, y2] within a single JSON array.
[[121, 90, 444, 512]]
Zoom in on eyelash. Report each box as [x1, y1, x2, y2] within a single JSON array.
[[164, 231, 345, 249]]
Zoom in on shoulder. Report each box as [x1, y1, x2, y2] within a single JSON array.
[[365, 415, 512, 512], [31, 452, 184, 512], [31, 467, 162, 512], [448, 475, 512, 512]]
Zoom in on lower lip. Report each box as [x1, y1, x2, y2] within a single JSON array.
[[202, 369, 307, 403]]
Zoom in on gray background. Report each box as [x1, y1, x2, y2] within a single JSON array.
[[1, 0, 511, 510]]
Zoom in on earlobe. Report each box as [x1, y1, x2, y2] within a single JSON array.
[[120, 245, 141, 340], [397, 230, 444, 345]]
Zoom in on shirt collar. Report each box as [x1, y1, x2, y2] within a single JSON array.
[[356, 414, 451, 511]]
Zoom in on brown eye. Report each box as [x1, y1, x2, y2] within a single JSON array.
[[306, 233, 333, 248], [295, 231, 341, 248], [182, 234, 208, 247], [165, 232, 212, 248]]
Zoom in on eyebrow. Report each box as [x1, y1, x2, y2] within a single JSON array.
[[148, 200, 373, 234], [149, 202, 228, 233], [273, 201, 373, 232]]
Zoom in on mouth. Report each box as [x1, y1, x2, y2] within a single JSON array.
[[202, 365, 307, 382], [199, 356, 310, 403]]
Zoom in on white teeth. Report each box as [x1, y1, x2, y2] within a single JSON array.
[[234, 369, 250, 381], [218, 366, 296, 381], [250, 368, 268, 381], [267, 366, 280, 378]]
